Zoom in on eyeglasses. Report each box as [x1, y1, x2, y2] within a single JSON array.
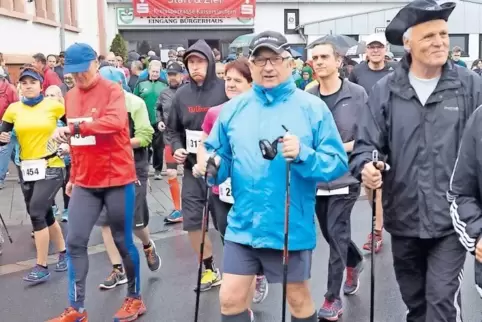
[[251, 56, 291, 67]]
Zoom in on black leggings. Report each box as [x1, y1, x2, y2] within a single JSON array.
[[20, 167, 64, 231]]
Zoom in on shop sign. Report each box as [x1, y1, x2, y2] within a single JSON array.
[[132, 0, 256, 19], [374, 27, 386, 33], [117, 7, 254, 27]]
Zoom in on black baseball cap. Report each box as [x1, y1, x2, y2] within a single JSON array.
[[166, 62, 183, 74], [249, 31, 302, 58]]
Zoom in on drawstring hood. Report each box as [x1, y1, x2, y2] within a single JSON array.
[[183, 40, 217, 91]]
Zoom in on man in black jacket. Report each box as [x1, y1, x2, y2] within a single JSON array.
[[166, 40, 228, 291], [351, 1, 482, 321]]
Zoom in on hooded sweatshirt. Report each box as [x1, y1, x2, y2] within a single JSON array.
[[166, 39, 229, 169], [295, 66, 313, 90]]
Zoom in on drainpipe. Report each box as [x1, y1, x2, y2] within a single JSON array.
[[59, 0, 66, 51]]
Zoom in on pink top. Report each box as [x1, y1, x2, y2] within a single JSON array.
[[202, 104, 223, 194]]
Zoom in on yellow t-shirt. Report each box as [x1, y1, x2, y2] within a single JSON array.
[[305, 80, 319, 91], [2, 99, 65, 168]]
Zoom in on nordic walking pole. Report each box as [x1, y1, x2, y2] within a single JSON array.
[[0, 212, 13, 243], [370, 150, 379, 322], [194, 156, 217, 322], [281, 159, 292, 322]]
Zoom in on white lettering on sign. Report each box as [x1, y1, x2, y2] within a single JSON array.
[[374, 27, 386, 33], [167, 0, 224, 4]]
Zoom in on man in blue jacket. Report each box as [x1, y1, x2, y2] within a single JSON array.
[[200, 31, 348, 322]]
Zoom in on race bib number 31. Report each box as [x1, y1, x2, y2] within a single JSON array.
[[219, 178, 234, 204], [21, 159, 46, 182], [68, 117, 96, 146], [185, 130, 203, 154]]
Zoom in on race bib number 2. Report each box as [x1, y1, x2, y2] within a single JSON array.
[[68, 117, 96, 146], [185, 130, 203, 154], [21, 159, 46, 182], [219, 178, 234, 204]]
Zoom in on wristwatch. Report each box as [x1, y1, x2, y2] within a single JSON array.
[[73, 122, 81, 136]]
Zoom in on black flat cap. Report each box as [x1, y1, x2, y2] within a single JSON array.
[[385, 0, 456, 46]]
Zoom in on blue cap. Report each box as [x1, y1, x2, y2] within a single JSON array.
[[19, 69, 44, 83], [64, 43, 97, 73], [99, 66, 130, 92]]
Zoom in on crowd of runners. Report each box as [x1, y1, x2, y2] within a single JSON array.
[[2, 0, 482, 321]]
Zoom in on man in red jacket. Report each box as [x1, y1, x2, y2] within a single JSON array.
[[0, 70, 18, 119], [48, 43, 145, 322], [32, 53, 62, 94]]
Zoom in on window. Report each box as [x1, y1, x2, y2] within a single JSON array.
[[344, 35, 359, 42], [64, 0, 78, 28], [449, 34, 469, 56], [0, 0, 28, 20], [284, 9, 299, 35], [389, 44, 405, 58]]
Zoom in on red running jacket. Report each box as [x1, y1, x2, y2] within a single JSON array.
[[0, 80, 19, 119], [65, 76, 136, 188]]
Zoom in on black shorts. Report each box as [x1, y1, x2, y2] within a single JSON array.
[[223, 240, 313, 283], [96, 178, 149, 228], [164, 145, 178, 170], [181, 169, 207, 231]]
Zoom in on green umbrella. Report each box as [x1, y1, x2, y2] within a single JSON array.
[[229, 33, 257, 49]]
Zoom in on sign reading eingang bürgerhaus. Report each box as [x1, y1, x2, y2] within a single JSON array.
[[132, 0, 256, 19]]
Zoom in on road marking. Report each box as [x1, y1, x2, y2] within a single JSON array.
[[0, 228, 187, 277]]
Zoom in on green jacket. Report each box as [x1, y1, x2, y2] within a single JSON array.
[[134, 79, 167, 126], [125, 91, 154, 148]]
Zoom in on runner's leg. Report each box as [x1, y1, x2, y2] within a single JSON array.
[[391, 236, 427, 322], [152, 130, 164, 178], [363, 186, 383, 252], [61, 164, 71, 221], [23, 169, 64, 282], [66, 186, 104, 310], [425, 234, 466, 322], [164, 145, 182, 223], [183, 169, 220, 291]]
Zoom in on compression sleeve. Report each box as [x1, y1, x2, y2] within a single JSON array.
[[132, 100, 154, 147], [0, 121, 14, 146], [75, 86, 128, 136]]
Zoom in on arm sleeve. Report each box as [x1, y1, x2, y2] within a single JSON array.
[[133, 100, 154, 147], [166, 94, 184, 152], [76, 86, 128, 136], [0, 106, 14, 146], [291, 102, 349, 182], [133, 84, 140, 96], [349, 83, 389, 181], [204, 110, 232, 185], [448, 111, 482, 254]]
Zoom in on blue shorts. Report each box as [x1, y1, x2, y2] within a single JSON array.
[[223, 240, 312, 283]]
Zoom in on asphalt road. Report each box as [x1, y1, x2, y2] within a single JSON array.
[[0, 201, 481, 322]]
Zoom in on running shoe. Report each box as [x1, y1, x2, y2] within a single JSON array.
[[52, 205, 60, 216], [55, 252, 68, 272], [164, 210, 183, 224], [113, 296, 147, 322], [317, 298, 343, 321], [23, 265, 50, 284], [252, 275, 269, 304], [0, 181, 5, 190], [143, 239, 161, 272], [46, 307, 88, 322], [154, 171, 162, 180], [194, 268, 222, 292], [99, 268, 128, 290], [363, 232, 383, 253], [61, 209, 69, 222], [343, 259, 364, 295]]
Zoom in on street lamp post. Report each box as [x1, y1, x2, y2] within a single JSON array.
[[59, 0, 66, 51]]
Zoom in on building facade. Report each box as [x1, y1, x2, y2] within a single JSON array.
[[0, 0, 107, 81]]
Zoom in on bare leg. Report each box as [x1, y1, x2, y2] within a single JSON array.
[[101, 225, 122, 265]]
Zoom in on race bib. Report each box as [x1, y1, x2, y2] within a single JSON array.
[[185, 130, 202, 154], [219, 178, 234, 204], [21, 159, 46, 182], [316, 186, 349, 196], [68, 117, 96, 146]]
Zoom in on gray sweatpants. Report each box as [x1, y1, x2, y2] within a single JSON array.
[[66, 183, 140, 309], [391, 233, 466, 322]]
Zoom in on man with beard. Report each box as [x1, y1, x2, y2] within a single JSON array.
[[156, 62, 184, 223], [351, 1, 482, 321], [306, 41, 366, 321], [166, 40, 228, 291]]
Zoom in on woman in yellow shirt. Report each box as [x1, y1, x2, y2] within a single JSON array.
[[0, 66, 67, 284]]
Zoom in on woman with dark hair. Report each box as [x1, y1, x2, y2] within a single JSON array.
[[195, 58, 266, 321], [471, 59, 482, 75], [0, 66, 67, 283]]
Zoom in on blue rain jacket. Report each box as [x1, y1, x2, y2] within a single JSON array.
[[204, 79, 348, 251]]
